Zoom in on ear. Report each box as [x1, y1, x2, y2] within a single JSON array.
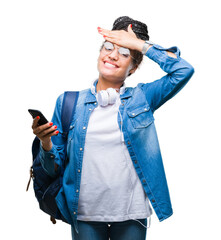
[[128, 64, 138, 76]]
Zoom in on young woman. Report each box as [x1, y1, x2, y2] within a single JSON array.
[[32, 16, 194, 240]]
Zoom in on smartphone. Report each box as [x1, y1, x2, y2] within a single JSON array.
[[28, 109, 48, 126]]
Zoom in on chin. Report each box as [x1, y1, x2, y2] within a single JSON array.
[[100, 72, 119, 82], [98, 63, 121, 81]]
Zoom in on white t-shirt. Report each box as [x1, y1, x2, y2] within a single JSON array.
[[77, 93, 152, 222]]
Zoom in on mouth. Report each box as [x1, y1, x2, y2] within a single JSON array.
[[103, 61, 119, 69]]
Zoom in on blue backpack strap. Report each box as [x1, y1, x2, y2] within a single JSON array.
[[61, 91, 79, 138]]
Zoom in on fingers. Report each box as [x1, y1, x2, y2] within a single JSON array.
[[32, 118, 59, 141], [127, 24, 137, 37], [127, 24, 132, 31], [97, 27, 110, 37], [97, 27, 120, 40], [98, 28, 124, 46], [32, 116, 40, 130], [98, 25, 136, 39], [97, 26, 138, 50], [35, 124, 58, 138]]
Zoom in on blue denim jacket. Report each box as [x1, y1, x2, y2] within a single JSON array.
[[40, 44, 194, 233]]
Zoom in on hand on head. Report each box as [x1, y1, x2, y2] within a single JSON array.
[[97, 25, 145, 52]]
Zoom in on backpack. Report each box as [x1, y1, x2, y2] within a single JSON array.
[[26, 91, 79, 224]]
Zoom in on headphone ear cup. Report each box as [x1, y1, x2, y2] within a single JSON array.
[[106, 88, 118, 105], [97, 90, 109, 106]]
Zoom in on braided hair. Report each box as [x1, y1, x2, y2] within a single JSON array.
[[112, 16, 149, 41], [112, 16, 150, 68]]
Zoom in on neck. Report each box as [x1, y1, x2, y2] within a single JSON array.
[[97, 75, 124, 92]]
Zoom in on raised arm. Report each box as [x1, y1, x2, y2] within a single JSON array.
[[140, 44, 194, 111], [97, 25, 194, 111]]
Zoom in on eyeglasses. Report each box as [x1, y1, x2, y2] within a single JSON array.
[[102, 41, 135, 60]]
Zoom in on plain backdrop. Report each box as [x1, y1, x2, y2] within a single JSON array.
[[0, 0, 221, 239]]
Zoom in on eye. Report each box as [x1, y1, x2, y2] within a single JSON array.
[[104, 42, 114, 51], [119, 47, 130, 58]]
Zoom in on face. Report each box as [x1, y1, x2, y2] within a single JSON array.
[[97, 42, 137, 84]]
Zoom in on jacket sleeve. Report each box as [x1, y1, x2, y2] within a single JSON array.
[[39, 93, 66, 178], [140, 44, 194, 112]]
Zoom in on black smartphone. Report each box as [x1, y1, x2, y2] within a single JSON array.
[[28, 109, 48, 126]]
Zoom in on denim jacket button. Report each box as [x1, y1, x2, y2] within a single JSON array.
[[83, 126, 86, 129], [134, 160, 137, 164]]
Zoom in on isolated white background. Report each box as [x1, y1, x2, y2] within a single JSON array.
[[0, 0, 220, 239]]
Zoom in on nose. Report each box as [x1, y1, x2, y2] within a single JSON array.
[[108, 48, 119, 60]]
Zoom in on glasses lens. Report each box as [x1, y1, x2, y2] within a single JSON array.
[[118, 47, 130, 58], [103, 41, 131, 58], [103, 41, 114, 51]]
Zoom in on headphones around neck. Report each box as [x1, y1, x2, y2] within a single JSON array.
[[91, 80, 126, 107]]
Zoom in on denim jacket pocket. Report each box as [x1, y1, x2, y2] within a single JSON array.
[[127, 105, 154, 129]]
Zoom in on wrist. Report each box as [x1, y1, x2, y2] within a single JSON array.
[[41, 139, 52, 152], [141, 40, 154, 55], [133, 39, 145, 52]]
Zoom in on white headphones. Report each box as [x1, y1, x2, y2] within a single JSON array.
[[91, 80, 126, 107]]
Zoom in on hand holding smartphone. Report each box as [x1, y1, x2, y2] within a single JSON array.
[[29, 109, 59, 152], [28, 109, 48, 126]]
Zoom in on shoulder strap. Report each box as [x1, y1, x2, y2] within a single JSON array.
[[61, 91, 79, 137]]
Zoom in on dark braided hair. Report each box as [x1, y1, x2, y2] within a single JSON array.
[[112, 16, 150, 68]]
